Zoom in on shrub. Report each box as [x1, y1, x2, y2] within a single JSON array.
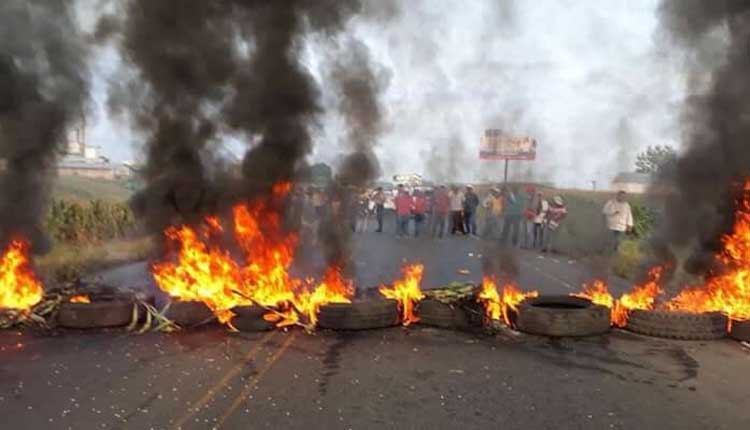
[[631, 203, 657, 239], [46, 199, 136, 245], [612, 239, 645, 280]]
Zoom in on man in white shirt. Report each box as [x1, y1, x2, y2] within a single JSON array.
[[449, 186, 465, 235], [602, 191, 634, 252]]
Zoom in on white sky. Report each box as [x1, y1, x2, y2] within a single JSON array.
[[81, 0, 687, 189]]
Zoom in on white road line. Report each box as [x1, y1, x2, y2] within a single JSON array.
[[520, 260, 576, 291]]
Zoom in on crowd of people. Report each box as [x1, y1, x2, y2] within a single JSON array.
[[294, 183, 634, 255], [362, 184, 574, 253]]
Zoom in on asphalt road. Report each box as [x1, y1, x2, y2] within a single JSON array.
[[1, 232, 749, 430]]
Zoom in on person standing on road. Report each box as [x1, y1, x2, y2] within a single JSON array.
[[371, 187, 386, 233], [602, 190, 634, 252], [482, 187, 504, 239], [542, 195, 568, 253], [500, 186, 525, 246], [432, 185, 451, 238], [413, 189, 428, 237], [394, 185, 414, 238], [354, 189, 371, 233], [449, 186, 465, 235], [521, 185, 537, 248], [532, 191, 549, 249], [463, 185, 480, 237]]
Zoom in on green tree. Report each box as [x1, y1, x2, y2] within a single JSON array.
[[634, 145, 677, 174]]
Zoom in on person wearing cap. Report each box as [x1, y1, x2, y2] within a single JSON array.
[[463, 185, 480, 237], [602, 190, 634, 252], [542, 195, 568, 253], [482, 187, 504, 239]]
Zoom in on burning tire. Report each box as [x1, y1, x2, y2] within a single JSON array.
[[626, 310, 727, 340], [164, 300, 215, 327], [231, 306, 274, 332], [417, 299, 472, 329], [515, 295, 610, 337], [729, 320, 750, 342], [318, 299, 399, 330], [57, 299, 134, 329]]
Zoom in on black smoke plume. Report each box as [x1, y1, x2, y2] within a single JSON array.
[[319, 35, 391, 270], [330, 37, 388, 186], [653, 1, 750, 275], [102, 1, 370, 239], [0, 0, 89, 253]]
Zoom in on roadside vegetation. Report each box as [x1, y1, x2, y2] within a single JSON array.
[[543, 144, 672, 280], [550, 188, 658, 280], [35, 178, 152, 282]]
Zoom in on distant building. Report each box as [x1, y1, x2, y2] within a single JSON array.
[[58, 120, 131, 180], [611, 172, 651, 194]]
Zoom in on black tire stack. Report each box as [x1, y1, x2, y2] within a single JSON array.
[[57, 299, 134, 329], [514, 295, 611, 337], [164, 300, 215, 327], [318, 299, 399, 330], [231, 306, 274, 332], [625, 310, 728, 340], [729, 320, 750, 342], [417, 299, 472, 329]]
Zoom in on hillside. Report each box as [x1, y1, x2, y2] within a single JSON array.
[[52, 175, 134, 202]]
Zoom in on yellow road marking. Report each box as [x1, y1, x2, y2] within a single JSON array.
[[214, 333, 297, 429], [172, 331, 278, 429]]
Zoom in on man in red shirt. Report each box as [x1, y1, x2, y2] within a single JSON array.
[[394, 185, 414, 238], [412, 189, 428, 237], [431, 186, 451, 238]]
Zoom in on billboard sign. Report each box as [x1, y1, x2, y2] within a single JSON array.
[[393, 173, 423, 186], [479, 129, 537, 160]]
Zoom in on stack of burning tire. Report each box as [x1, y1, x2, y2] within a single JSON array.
[[625, 310, 728, 340], [57, 285, 146, 329], [317, 299, 400, 330], [729, 320, 750, 342], [163, 300, 216, 328], [512, 295, 611, 337], [416, 283, 483, 330]]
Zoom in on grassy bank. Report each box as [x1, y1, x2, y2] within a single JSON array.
[[53, 175, 134, 203], [36, 237, 154, 282], [543, 188, 658, 280]]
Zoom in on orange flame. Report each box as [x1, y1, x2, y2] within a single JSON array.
[[304, 267, 353, 326], [665, 182, 750, 322], [0, 240, 43, 311], [616, 266, 665, 326], [575, 267, 664, 327], [500, 283, 538, 327], [152, 185, 354, 328], [152, 222, 244, 323], [575, 280, 615, 309], [380, 264, 424, 326], [69, 295, 91, 304], [481, 277, 538, 327], [478, 277, 502, 321]]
